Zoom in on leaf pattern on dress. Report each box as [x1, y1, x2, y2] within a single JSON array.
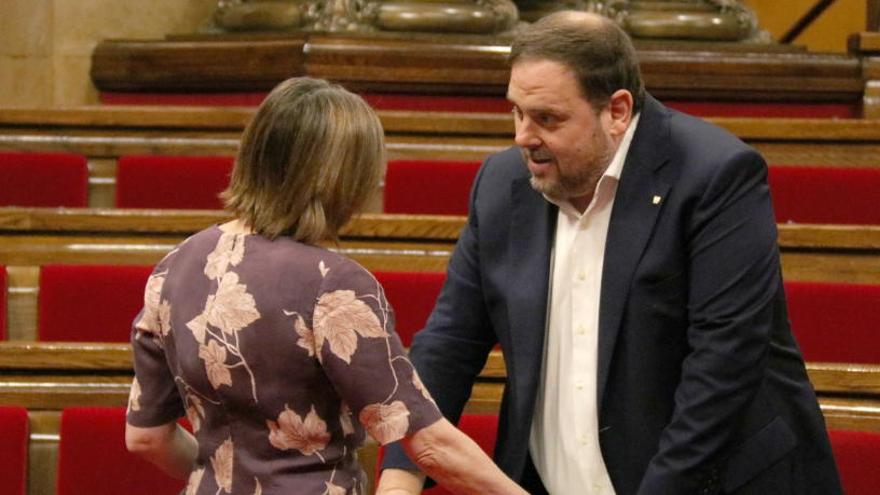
[[253, 478, 262, 495], [199, 340, 233, 389], [267, 405, 331, 456], [319, 260, 330, 278], [206, 272, 260, 336], [157, 300, 172, 336], [136, 272, 166, 334], [205, 232, 246, 280], [411, 371, 435, 403], [186, 392, 205, 432], [185, 467, 204, 495], [294, 314, 315, 357], [359, 401, 410, 445], [211, 438, 234, 493], [313, 290, 387, 364], [185, 313, 207, 347], [324, 481, 346, 495], [127, 377, 141, 412]]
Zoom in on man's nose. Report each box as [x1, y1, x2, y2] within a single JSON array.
[[514, 119, 540, 149]]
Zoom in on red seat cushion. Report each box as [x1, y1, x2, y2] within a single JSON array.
[[115, 155, 234, 209], [0, 265, 7, 340], [376, 413, 498, 493], [38, 264, 154, 342], [769, 166, 880, 225], [0, 406, 28, 495], [384, 160, 481, 215], [374, 271, 446, 347], [829, 429, 880, 495], [785, 281, 880, 364], [57, 407, 185, 495], [0, 152, 88, 207]]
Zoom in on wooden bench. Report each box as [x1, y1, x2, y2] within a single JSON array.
[[2, 107, 880, 208], [1, 207, 880, 341], [0, 341, 877, 495]]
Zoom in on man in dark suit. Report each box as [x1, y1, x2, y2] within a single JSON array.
[[378, 10, 841, 495]]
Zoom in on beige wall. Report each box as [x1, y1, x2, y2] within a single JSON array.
[[0, 1, 872, 108], [0, 0, 215, 107], [743, 0, 868, 53]]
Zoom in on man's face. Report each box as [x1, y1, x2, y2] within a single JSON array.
[[507, 58, 618, 208]]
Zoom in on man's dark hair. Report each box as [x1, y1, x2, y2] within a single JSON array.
[[509, 11, 646, 113]]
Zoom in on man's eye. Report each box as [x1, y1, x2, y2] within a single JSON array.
[[537, 114, 556, 125]]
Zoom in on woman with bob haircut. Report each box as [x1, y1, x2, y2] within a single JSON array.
[[124, 77, 525, 495]]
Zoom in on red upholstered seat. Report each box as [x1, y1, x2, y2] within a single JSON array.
[[38, 264, 154, 342], [785, 281, 880, 364], [374, 271, 446, 347], [829, 429, 880, 495], [115, 155, 234, 209], [57, 407, 185, 495], [0, 406, 28, 495], [0, 152, 88, 207], [0, 265, 7, 340], [375, 413, 499, 493], [384, 160, 481, 215], [768, 166, 880, 225]]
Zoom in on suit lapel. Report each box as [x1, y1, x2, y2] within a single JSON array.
[[507, 175, 556, 417], [597, 97, 672, 408]]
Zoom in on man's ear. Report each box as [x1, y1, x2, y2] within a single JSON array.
[[607, 89, 634, 137]]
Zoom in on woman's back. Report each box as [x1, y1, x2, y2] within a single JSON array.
[[127, 224, 440, 494]]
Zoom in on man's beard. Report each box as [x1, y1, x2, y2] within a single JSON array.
[[524, 138, 614, 202]]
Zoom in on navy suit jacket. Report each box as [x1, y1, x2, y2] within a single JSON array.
[[383, 96, 841, 494]]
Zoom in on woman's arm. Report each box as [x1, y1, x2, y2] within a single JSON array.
[[125, 420, 198, 479], [377, 418, 527, 495]]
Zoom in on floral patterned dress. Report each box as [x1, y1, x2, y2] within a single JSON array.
[[126, 225, 442, 495]]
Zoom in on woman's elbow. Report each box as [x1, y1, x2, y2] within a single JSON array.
[[125, 423, 166, 456]]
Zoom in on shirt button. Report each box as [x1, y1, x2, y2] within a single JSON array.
[[579, 436, 588, 446], [575, 382, 584, 390], [577, 271, 586, 280], [576, 324, 586, 335]]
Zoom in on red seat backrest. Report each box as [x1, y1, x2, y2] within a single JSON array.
[[785, 281, 880, 364], [768, 166, 880, 225], [38, 264, 154, 342], [375, 413, 499, 493], [0, 406, 28, 495], [0, 265, 7, 340], [57, 407, 185, 495], [0, 152, 88, 207], [374, 271, 446, 347], [384, 160, 481, 215], [115, 155, 234, 209], [828, 429, 880, 495]]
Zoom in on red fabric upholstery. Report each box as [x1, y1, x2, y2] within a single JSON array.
[[374, 271, 446, 347], [384, 160, 481, 215], [57, 407, 185, 495], [769, 166, 880, 225], [829, 429, 880, 495], [0, 152, 88, 207], [785, 281, 880, 364], [115, 155, 234, 209], [375, 413, 499, 492], [38, 264, 153, 342], [0, 265, 7, 340], [0, 406, 28, 495]]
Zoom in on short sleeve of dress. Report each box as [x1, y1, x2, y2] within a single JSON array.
[[126, 256, 185, 427], [310, 259, 442, 446]]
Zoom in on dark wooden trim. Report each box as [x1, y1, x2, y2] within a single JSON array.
[[88, 34, 867, 105]]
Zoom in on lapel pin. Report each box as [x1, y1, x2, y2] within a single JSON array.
[[652, 195, 662, 205]]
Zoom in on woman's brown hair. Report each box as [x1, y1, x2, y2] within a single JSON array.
[[221, 77, 385, 243]]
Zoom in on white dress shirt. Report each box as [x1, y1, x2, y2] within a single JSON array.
[[529, 114, 640, 494]]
